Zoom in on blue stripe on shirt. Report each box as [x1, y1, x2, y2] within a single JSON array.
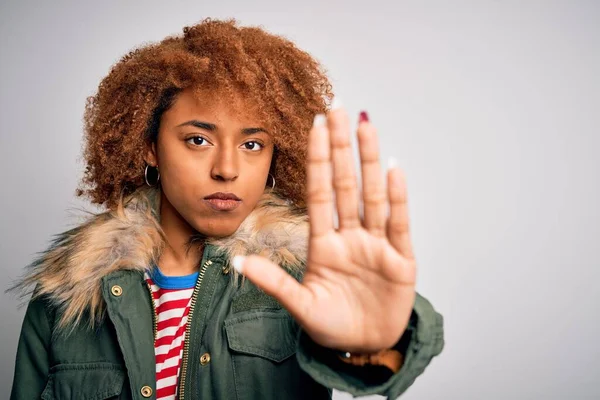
[[148, 264, 198, 290]]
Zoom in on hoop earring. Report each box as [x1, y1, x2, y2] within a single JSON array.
[[267, 173, 276, 192], [145, 165, 160, 187]]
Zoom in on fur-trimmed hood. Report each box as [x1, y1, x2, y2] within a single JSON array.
[[12, 187, 308, 330]]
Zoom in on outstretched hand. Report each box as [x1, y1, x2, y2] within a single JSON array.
[[233, 105, 416, 354]]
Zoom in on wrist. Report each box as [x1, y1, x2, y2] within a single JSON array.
[[336, 347, 404, 373], [335, 323, 414, 373]]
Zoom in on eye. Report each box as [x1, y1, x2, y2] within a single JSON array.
[[186, 136, 210, 146], [242, 141, 264, 151]]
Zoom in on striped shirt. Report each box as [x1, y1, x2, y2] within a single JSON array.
[[144, 267, 198, 400]]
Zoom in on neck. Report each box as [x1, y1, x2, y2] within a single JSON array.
[[157, 192, 204, 276]]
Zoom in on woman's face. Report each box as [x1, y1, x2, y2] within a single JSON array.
[[147, 88, 275, 238]]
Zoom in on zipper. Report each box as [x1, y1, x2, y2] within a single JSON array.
[[178, 258, 212, 400], [145, 278, 158, 343]]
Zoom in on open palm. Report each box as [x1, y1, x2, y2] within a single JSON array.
[[236, 105, 417, 354]]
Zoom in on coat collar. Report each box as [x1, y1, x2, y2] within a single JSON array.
[[12, 187, 308, 330]]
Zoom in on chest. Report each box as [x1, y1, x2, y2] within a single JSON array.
[[44, 261, 325, 400]]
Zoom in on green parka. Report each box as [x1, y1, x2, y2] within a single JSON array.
[[11, 189, 444, 399]]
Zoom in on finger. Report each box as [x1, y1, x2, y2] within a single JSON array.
[[307, 114, 334, 237], [386, 161, 414, 259], [357, 112, 386, 237], [329, 105, 360, 229], [232, 255, 313, 322]]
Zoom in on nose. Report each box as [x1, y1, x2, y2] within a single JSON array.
[[210, 147, 239, 182]]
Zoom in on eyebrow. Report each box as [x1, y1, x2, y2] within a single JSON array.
[[176, 120, 268, 135]]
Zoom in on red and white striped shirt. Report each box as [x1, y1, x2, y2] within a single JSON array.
[[144, 267, 198, 400]]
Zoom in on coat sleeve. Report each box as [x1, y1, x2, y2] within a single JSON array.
[[10, 295, 53, 399], [295, 292, 444, 399]]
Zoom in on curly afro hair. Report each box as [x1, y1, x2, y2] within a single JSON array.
[[77, 18, 333, 210]]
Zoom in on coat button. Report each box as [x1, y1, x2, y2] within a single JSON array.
[[140, 385, 153, 397], [200, 352, 211, 365], [111, 285, 123, 297]]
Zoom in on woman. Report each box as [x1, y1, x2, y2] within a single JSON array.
[[10, 18, 443, 399]]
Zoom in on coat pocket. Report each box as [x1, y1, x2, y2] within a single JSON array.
[[41, 362, 125, 400], [225, 310, 298, 363], [224, 310, 305, 399]]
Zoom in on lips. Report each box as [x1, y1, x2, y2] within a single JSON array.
[[204, 192, 241, 201], [203, 192, 242, 211]]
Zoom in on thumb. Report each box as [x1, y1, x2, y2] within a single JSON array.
[[232, 255, 311, 321]]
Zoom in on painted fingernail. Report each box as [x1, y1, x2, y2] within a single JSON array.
[[359, 111, 369, 123], [388, 157, 398, 170], [331, 97, 343, 110], [313, 114, 327, 127], [232, 255, 246, 274]]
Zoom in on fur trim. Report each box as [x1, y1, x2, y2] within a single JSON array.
[[210, 194, 309, 279], [10, 187, 308, 330]]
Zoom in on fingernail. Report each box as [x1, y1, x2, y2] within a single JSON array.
[[359, 111, 369, 123], [232, 255, 246, 274], [388, 157, 398, 170], [331, 97, 343, 110], [313, 114, 327, 127]]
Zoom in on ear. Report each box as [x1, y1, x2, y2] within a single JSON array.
[[145, 142, 158, 167]]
